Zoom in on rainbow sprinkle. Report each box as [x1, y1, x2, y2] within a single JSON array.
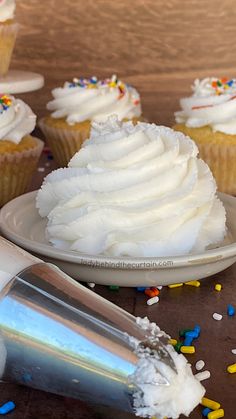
[[211, 78, 236, 95], [0, 94, 12, 113], [68, 75, 140, 105]]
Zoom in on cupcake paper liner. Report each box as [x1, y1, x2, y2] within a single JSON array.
[[0, 137, 44, 207], [39, 118, 90, 167], [0, 22, 19, 76], [196, 141, 236, 195], [173, 124, 236, 195]]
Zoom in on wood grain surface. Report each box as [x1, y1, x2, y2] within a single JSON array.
[[10, 0, 236, 125]]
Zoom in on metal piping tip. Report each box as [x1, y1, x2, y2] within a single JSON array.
[[0, 263, 203, 417]]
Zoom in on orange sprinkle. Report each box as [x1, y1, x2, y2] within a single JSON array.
[[145, 288, 160, 298]]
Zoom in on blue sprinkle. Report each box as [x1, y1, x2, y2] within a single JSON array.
[[227, 80, 234, 86], [0, 401, 16, 415], [136, 287, 146, 292], [183, 336, 193, 346], [47, 154, 54, 160], [185, 330, 199, 339], [227, 304, 235, 316], [194, 325, 201, 337], [202, 407, 212, 416]]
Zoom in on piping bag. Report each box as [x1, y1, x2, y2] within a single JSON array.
[[0, 237, 205, 418]]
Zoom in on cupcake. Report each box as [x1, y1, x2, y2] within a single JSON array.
[[0, 0, 19, 76], [173, 77, 236, 195], [39, 75, 142, 167], [0, 94, 44, 207], [36, 116, 226, 257]]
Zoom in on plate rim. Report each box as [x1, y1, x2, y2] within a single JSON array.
[[1, 190, 236, 270]]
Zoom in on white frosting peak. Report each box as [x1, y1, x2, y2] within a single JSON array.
[[36, 118, 226, 257], [0, 95, 36, 144], [0, 0, 15, 22], [47, 76, 142, 124], [175, 77, 236, 134]]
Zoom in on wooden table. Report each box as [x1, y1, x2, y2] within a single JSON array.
[[1, 151, 236, 419]]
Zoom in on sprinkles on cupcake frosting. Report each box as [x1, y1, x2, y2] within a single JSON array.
[[191, 77, 236, 109], [211, 78, 236, 95], [0, 94, 12, 113], [68, 75, 140, 105]]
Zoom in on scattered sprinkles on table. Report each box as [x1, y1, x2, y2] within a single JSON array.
[[0, 94, 12, 113], [68, 75, 140, 105], [171, 324, 200, 354], [212, 312, 223, 321], [194, 370, 211, 382], [227, 363, 236, 374], [201, 397, 221, 411], [135, 286, 161, 305], [227, 304, 235, 316], [0, 401, 15, 415], [195, 359, 205, 371], [185, 280, 201, 287]]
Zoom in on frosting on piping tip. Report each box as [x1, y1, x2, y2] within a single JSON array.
[[128, 317, 205, 419]]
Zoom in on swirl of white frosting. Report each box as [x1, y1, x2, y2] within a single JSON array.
[[0, 0, 15, 22], [47, 76, 142, 124], [175, 77, 236, 134], [36, 117, 226, 257], [0, 95, 36, 144]]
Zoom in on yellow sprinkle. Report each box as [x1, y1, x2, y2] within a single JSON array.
[[227, 363, 236, 373], [151, 417, 167, 419], [109, 81, 117, 87], [185, 280, 201, 287], [168, 283, 183, 288], [208, 409, 224, 419], [215, 283, 222, 291], [201, 397, 221, 410], [180, 346, 195, 354], [169, 339, 177, 346]]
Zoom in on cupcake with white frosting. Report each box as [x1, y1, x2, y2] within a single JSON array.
[[39, 75, 142, 167], [36, 117, 226, 257], [174, 77, 236, 195], [0, 94, 43, 206], [0, 0, 19, 76]]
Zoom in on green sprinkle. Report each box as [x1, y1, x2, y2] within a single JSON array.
[[109, 285, 120, 291], [179, 329, 192, 337], [174, 341, 183, 353]]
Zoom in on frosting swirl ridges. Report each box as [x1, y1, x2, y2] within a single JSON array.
[[0, 94, 36, 143], [175, 77, 236, 134], [47, 75, 141, 124], [37, 117, 226, 257]]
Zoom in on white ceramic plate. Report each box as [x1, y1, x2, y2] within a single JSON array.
[[1, 191, 236, 286]]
